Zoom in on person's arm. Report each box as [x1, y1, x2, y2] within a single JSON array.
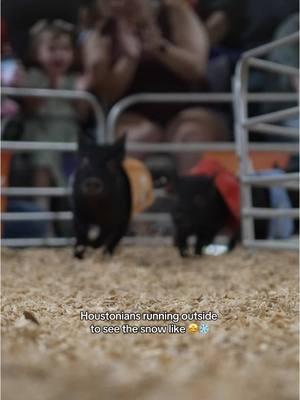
[[100, 20, 141, 102], [76, 29, 112, 95], [143, 0, 209, 81], [205, 11, 229, 46], [102, 56, 139, 102], [77, 21, 141, 103]]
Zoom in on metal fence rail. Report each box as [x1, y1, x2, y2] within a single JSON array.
[[1, 87, 106, 248], [1, 87, 106, 143], [2, 140, 298, 153], [1, 236, 173, 248], [1, 34, 299, 249], [106, 92, 298, 143], [234, 32, 299, 251], [1, 211, 170, 222]]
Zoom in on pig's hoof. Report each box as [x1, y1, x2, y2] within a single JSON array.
[[102, 246, 115, 257], [103, 247, 114, 257], [74, 253, 84, 260], [74, 246, 85, 260], [179, 250, 189, 258]]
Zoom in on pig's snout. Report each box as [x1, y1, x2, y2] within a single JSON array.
[[82, 177, 103, 195]]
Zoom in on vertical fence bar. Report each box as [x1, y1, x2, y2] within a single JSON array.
[[234, 61, 256, 245], [234, 32, 299, 251]]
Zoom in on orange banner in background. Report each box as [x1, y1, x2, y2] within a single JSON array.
[[1, 150, 12, 214]]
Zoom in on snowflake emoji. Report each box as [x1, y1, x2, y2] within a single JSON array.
[[199, 324, 209, 335]]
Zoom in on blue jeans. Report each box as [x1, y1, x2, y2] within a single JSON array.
[[3, 200, 49, 239]]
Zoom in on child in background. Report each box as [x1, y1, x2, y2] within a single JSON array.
[[18, 19, 106, 208]]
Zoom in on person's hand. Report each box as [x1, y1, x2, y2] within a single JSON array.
[[7, 62, 26, 87], [117, 20, 142, 60], [82, 29, 112, 72], [161, 0, 176, 6], [140, 22, 165, 57], [160, 0, 185, 8], [109, 0, 127, 18], [205, 11, 229, 46], [109, 0, 142, 23]]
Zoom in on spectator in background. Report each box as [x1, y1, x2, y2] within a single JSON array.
[[195, 0, 298, 50], [263, 14, 299, 141], [2, 0, 81, 64], [194, 0, 298, 122], [10, 20, 107, 211], [83, 0, 230, 174], [266, 14, 299, 101], [195, 0, 245, 50], [240, 0, 298, 50]]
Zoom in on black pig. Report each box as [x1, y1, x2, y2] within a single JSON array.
[[172, 175, 236, 257], [72, 136, 131, 259], [172, 175, 270, 257]]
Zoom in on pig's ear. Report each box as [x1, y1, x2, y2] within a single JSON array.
[[106, 136, 126, 173], [112, 135, 126, 163], [115, 134, 126, 152]]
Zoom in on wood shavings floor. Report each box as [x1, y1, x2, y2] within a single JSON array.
[[1, 247, 299, 400]]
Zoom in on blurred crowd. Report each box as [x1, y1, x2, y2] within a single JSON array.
[[1, 0, 299, 238]]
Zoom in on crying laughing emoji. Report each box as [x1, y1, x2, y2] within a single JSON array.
[[187, 323, 198, 334]]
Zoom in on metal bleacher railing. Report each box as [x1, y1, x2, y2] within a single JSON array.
[[1, 88, 105, 247], [234, 31, 299, 251], [1, 32, 299, 248]]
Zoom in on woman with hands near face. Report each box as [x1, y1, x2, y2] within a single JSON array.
[[85, 0, 229, 173], [99, 0, 209, 101]]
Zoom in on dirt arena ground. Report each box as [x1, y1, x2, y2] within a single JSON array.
[[1, 246, 299, 400]]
